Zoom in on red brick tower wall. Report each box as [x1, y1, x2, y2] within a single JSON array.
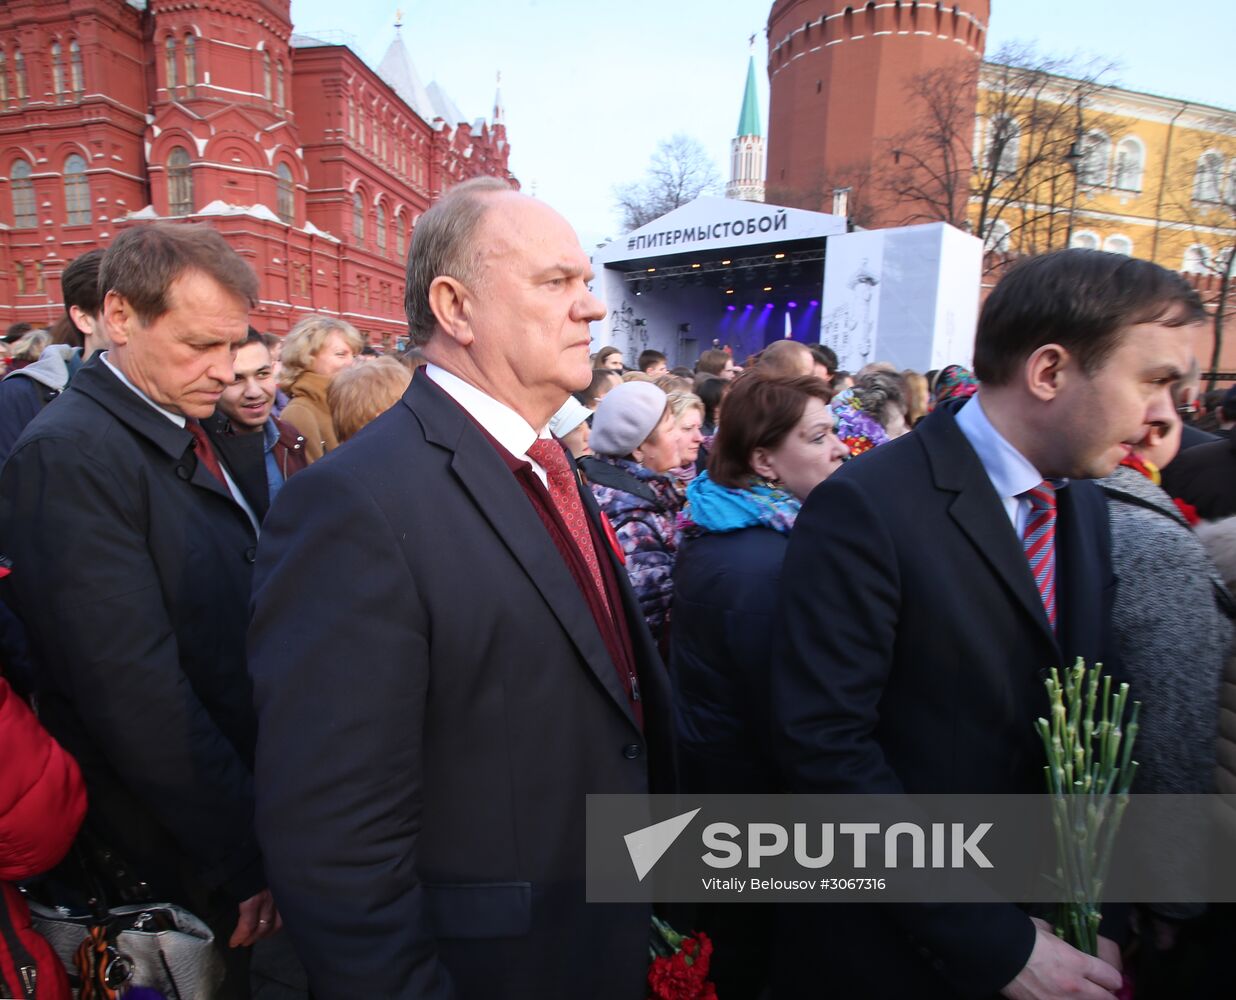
[[766, 0, 989, 226]]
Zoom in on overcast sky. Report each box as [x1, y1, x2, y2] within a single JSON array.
[[290, 0, 1236, 246]]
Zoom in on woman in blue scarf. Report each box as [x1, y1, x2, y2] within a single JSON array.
[[669, 371, 847, 999]]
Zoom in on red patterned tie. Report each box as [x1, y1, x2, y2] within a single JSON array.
[[187, 420, 228, 488], [527, 438, 613, 618], [1022, 480, 1057, 632]]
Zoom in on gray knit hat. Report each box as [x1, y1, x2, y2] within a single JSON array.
[[589, 381, 668, 457]]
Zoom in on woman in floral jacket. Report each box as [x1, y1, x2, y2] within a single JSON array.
[[580, 381, 683, 648]]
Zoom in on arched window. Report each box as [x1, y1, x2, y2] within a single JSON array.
[[395, 212, 406, 258], [165, 36, 177, 90], [0, 52, 8, 104], [168, 147, 193, 215], [1182, 244, 1211, 275], [1194, 152, 1224, 203], [985, 115, 1021, 177], [184, 35, 196, 96], [34, 261, 44, 294], [1069, 230, 1100, 251], [352, 191, 364, 240], [14, 263, 24, 295], [375, 202, 387, 253], [14, 49, 27, 102], [51, 42, 64, 99], [276, 61, 284, 107], [1103, 234, 1132, 257], [263, 51, 271, 100], [1077, 131, 1110, 187], [982, 219, 1011, 253], [64, 154, 90, 224], [70, 40, 83, 95], [1112, 137, 1144, 192], [276, 162, 294, 224], [10, 160, 35, 227]]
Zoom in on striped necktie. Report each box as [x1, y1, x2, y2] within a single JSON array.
[[1021, 480, 1057, 632]]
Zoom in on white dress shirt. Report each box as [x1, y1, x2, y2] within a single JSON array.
[[425, 364, 553, 488], [954, 393, 1053, 537]]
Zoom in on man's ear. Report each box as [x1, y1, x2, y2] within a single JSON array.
[[68, 304, 94, 338], [1024, 343, 1075, 402], [427, 276, 475, 347], [102, 290, 132, 347]]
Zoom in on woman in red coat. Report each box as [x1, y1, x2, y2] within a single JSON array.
[[0, 670, 87, 999]]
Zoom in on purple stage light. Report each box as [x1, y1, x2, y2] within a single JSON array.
[[726, 304, 736, 311], [787, 301, 798, 308], [809, 299, 819, 306]]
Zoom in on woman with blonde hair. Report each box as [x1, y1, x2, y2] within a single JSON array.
[[279, 314, 363, 461], [5, 329, 51, 372], [327, 357, 412, 444], [666, 390, 705, 485]]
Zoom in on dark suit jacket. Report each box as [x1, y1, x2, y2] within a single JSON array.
[[247, 372, 675, 999], [1161, 431, 1236, 520], [770, 402, 1118, 999], [0, 356, 266, 905]]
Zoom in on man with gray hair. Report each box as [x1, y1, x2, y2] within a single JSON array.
[[247, 178, 675, 998], [0, 223, 277, 998]]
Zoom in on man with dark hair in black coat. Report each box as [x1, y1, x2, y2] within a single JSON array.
[[772, 249, 1205, 1000], [0, 249, 107, 465]]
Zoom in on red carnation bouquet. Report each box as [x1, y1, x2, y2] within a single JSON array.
[[647, 916, 716, 999]]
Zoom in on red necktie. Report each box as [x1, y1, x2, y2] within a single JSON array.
[[526, 438, 613, 618], [187, 420, 228, 488], [1022, 480, 1057, 632]]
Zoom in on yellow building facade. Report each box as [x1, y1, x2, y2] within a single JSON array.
[[972, 66, 1235, 275], [969, 66, 1235, 373]]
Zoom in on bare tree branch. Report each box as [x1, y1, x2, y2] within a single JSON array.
[[611, 133, 722, 232], [1164, 119, 1236, 386], [880, 43, 1119, 266]]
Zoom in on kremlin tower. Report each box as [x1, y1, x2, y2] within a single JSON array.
[[726, 49, 765, 203], [764, 0, 989, 226]]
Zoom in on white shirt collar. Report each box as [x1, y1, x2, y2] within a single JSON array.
[[955, 394, 1045, 503], [100, 351, 186, 428], [424, 363, 549, 460]]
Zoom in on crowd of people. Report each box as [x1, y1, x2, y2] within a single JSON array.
[[0, 177, 1234, 1000]]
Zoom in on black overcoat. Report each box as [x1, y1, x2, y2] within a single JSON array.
[[0, 356, 267, 904], [770, 402, 1118, 999]]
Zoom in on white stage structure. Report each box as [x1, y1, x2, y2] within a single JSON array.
[[589, 197, 981, 373]]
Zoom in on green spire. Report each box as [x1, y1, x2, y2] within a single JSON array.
[[737, 55, 762, 138]]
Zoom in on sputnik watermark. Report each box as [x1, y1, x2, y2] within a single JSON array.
[[624, 813, 993, 880], [588, 794, 1236, 903], [699, 821, 993, 870]]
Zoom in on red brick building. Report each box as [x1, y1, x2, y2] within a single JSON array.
[[765, 0, 988, 228], [0, 0, 515, 345]]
